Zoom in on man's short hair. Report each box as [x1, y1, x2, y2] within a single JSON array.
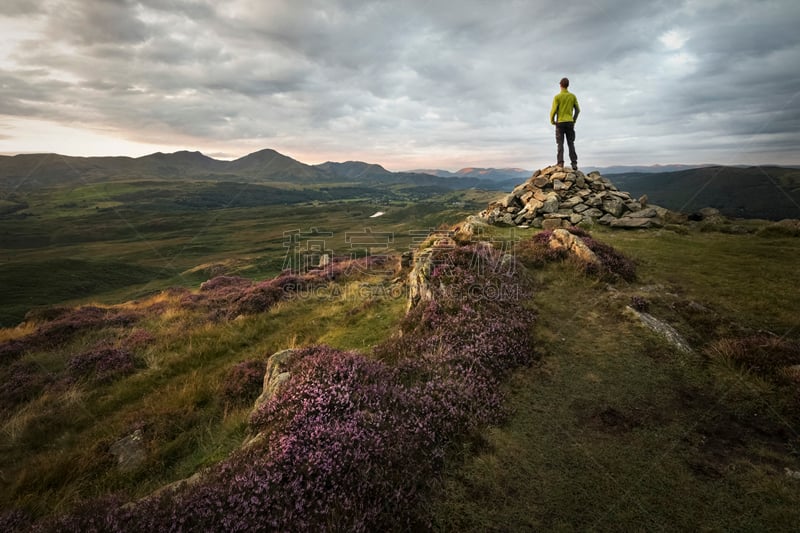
[[560, 77, 570, 88]]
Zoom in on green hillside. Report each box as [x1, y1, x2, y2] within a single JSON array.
[[609, 166, 800, 220]]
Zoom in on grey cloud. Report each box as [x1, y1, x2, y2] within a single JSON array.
[[46, 0, 150, 46], [0, 0, 46, 16]]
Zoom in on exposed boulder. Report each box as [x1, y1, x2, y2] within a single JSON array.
[[109, 429, 146, 472], [253, 348, 297, 410], [407, 244, 437, 310], [624, 306, 693, 354], [548, 228, 599, 265], [476, 165, 664, 228]]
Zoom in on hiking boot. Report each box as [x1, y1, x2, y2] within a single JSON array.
[[571, 163, 578, 171]]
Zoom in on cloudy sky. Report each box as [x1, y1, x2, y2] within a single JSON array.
[[0, 0, 798, 170]]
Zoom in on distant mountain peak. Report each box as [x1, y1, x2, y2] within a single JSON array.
[[315, 161, 392, 179]]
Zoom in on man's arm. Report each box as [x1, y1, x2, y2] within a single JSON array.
[[550, 97, 558, 125], [573, 99, 580, 122]]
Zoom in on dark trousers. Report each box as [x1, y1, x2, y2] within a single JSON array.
[[555, 122, 577, 167]]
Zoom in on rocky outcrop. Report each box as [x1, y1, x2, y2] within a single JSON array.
[[407, 246, 434, 311], [478, 165, 662, 229], [253, 349, 296, 411], [109, 429, 146, 472], [624, 306, 693, 354], [548, 228, 599, 265]]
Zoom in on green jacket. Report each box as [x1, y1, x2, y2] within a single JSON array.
[[550, 89, 580, 124]]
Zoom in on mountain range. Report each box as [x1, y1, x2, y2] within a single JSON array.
[[0, 149, 517, 191], [410, 164, 722, 181], [2, 149, 799, 220]]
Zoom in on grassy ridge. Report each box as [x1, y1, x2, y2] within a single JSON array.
[[432, 226, 800, 530]]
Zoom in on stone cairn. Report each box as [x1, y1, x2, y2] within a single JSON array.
[[477, 165, 663, 229]]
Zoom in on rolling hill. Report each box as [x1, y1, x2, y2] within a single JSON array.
[[608, 166, 800, 220]]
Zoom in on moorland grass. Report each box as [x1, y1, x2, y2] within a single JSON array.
[[600, 227, 800, 333], [431, 227, 800, 531], [0, 271, 409, 519]]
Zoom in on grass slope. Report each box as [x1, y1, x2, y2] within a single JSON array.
[[432, 226, 800, 531]]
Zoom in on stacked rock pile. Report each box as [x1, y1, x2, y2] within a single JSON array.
[[478, 165, 663, 229]]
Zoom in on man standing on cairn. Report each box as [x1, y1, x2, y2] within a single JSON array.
[[550, 77, 580, 170]]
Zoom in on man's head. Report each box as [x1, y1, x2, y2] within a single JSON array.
[[560, 77, 569, 89]]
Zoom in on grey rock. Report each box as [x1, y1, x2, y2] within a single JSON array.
[[598, 213, 617, 225], [560, 197, 582, 209], [602, 196, 626, 217], [586, 194, 603, 207], [541, 193, 560, 214], [254, 349, 297, 410], [110, 429, 147, 472], [457, 215, 489, 238], [499, 193, 520, 208], [625, 307, 692, 354], [625, 207, 659, 219], [542, 218, 566, 230], [553, 179, 572, 191], [610, 217, 653, 229]]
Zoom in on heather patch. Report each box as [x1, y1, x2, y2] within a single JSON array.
[[67, 345, 137, 384], [184, 256, 394, 320], [581, 235, 637, 281], [0, 338, 29, 364], [517, 228, 636, 281], [0, 307, 141, 367], [221, 359, 267, 406], [39, 243, 535, 531], [35, 306, 140, 347], [0, 360, 53, 413], [124, 329, 156, 351]]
